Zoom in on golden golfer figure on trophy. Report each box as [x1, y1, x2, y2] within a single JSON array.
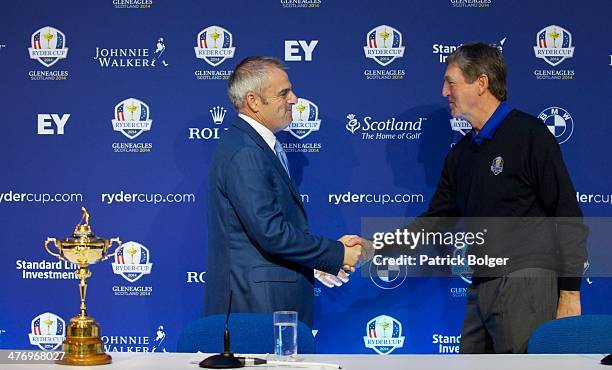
[[45, 207, 121, 365]]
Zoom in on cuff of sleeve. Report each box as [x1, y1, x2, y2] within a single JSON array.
[[558, 276, 582, 291], [315, 240, 344, 274]]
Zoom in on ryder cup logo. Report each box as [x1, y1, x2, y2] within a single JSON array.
[[194, 26, 236, 67], [533, 25, 574, 67], [112, 98, 153, 139], [538, 107, 573, 144], [29, 26, 69, 67], [28, 312, 65, 351], [450, 118, 471, 136], [369, 259, 407, 290], [490, 156, 504, 176], [363, 315, 405, 355], [364, 25, 405, 66], [451, 244, 472, 284], [112, 241, 153, 283], [283, 98, 321, 139]]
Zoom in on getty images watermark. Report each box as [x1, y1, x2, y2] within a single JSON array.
[[360, 217, 607, 279]]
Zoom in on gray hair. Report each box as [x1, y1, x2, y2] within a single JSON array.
[[228, 56, 287, 110], [446, 42, 507, 101]]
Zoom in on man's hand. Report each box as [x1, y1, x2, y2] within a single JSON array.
[[340, 235, 362, 272], [314, 269, 350, 288], [556, 290, 581, 319], [343, 236, 374, 267]]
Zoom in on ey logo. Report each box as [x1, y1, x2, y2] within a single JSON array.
[[284, 40, 318, 62], [37, 114, 70, 135]]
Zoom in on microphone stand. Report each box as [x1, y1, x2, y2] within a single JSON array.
[[199, 291, 243, 368]]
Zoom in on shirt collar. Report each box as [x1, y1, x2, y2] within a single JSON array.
[[238, 113, 277, 152], [470, 102, 511, 145]]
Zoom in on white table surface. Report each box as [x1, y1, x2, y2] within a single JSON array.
[[0, 351, 608, 370]]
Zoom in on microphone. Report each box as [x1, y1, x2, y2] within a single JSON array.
[[199, 290, 243, 368]]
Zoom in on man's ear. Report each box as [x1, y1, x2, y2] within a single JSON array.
[[477, 74, 489, 96], [245, 92, 259, 112]]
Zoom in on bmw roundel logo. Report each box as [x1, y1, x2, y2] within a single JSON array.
[[538, 107, 574, 144]]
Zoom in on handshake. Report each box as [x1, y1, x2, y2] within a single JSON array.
[[315, 235, 374, 288]]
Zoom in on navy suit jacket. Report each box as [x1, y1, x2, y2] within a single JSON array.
[[204, 117, 343, 326]]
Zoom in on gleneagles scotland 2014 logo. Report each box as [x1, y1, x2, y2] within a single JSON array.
[[111, 98, 154, 153], [194, 25, 235, 67], [284, 98, 321, 139], [533, 25, 575, 80], [28, 312, 65, 351], [279, 98, 323, 153], [112, 98, 152, 139], [363, 315, 405, 355], [112, 241, 153, 283], [29, 26, 69, 68], [364, 25, 405, 67], [533, 25, 574, 67]]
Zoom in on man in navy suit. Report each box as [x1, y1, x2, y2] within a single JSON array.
[[204, 56, 366, 327]]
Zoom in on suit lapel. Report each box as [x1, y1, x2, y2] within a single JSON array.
[[232, 118, 305, 212]]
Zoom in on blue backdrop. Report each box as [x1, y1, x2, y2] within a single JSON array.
[[1, 0, 610, 355]]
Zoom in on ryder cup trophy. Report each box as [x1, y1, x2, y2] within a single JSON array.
[[44, 207, 121, 365]]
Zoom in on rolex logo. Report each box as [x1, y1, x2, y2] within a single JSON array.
[[210, 106, 227, 125]]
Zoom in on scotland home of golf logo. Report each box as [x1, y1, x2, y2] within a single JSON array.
[[346, 113, 424, 141], [29, 313, 65, 351], [364, 315, 405, 355], [188, 105, 228, 140], [538, 107, 573, 144], [533, 25, 575, 80], [28, 26, 69, 81]]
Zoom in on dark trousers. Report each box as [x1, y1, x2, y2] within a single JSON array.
[[459, 268, 558, 353]]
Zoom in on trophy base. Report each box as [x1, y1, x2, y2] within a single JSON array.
[[56, 314, 112, 366], [57, 352, 112, 366]]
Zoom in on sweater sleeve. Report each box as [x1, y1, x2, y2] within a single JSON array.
[[528, 123, 588, 291]]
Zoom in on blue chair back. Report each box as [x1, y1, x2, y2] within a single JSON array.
[[177, 313, 315, 354], [528, 315, 612, 353]]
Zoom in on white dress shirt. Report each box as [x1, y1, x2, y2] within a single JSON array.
[[238, 113, 277, 152]]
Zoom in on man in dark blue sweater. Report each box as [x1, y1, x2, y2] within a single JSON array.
[[342, 42, 589, 353], [431, 43, 587, 353]]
